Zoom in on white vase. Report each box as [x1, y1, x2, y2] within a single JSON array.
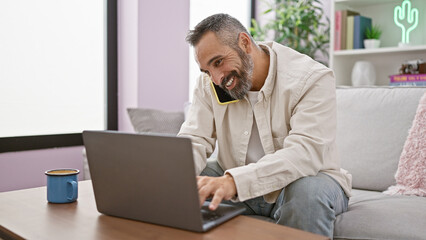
[[364, 39, 380, 49], [351, 61, 376, 86]]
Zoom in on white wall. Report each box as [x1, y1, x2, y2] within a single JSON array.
[[0, 0, 191, 192]]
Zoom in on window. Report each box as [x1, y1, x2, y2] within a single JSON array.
[[188, 0, 253, 102], [0, 0, 117, 152]]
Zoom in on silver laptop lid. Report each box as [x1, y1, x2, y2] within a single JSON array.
[[83, 131, 204, 231]]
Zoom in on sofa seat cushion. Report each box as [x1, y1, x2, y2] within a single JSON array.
[[334, 189, 426, 240]]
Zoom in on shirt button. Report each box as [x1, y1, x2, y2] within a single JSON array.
[[244, 131, 249, 135]]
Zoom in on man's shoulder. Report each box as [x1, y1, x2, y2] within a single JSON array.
[[195, 73, 214, 91], [190, 73, 215, 103], [266, 42, 331, 79], [261, 41, 303, 58], [272, 42, 325, 66]]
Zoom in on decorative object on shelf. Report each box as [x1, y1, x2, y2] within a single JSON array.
[[390, 59, 426, 86], [364, 25, 382, 49], [399, 59, 426, 74], [250, 0, 329, 65], [364, 39, 380, 49], [394, 0, 419, 47], [351, 61, 376, 86]]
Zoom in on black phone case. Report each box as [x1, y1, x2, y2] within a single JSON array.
[[211, 83, 237, 104]]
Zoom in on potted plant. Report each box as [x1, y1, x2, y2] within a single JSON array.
[[364, 25, 382, 49], [250, 0, 330, 66]]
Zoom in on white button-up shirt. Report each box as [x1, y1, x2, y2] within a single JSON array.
[[178, 42, 352, 203]]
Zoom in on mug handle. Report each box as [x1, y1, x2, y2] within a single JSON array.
[[67, 180, 78, 201]]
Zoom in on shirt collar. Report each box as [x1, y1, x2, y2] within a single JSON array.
[[257, 42, 277, 100]]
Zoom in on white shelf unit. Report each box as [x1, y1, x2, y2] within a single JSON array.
[[330, 0, 426, 86]]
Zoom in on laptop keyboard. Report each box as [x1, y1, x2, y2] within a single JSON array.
[[201, 208, 222, 221], [200, 202, 246, 225]]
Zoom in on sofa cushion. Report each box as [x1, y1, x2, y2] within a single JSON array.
[[336, 87, 425, 191], [384, 92, 426, 197], [334, 189, 426, 240], [127, 108, 184, 135]]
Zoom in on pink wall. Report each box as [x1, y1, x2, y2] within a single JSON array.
[[0, 147, 85, 192], [0, 0, 190, 192], [137, 1, 189, 111], [118, 0, 139, 132]]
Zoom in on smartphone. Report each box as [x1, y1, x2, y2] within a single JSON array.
[[210, 82, 239, 105]]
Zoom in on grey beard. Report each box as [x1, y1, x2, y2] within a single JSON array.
[[223, 50, 254, 100], [226, 72, 252, 100]]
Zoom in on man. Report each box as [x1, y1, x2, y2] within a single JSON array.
[[178, 13, 352, 238]]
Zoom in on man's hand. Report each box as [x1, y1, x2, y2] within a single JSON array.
[[196, 174, 237, 211]]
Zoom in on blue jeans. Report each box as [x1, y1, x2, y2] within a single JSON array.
[[201, 161, 349, 238]]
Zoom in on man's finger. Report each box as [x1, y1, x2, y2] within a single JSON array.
[[209, 189, 224, 211], [198, 185, 212, 206], [197, 176, 207, 190]]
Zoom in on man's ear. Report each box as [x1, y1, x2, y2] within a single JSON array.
[[238, 32, 252, 54]]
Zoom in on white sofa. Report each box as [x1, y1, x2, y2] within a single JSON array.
[[333, 87, 425, 240], [83, 86, 426, 240]]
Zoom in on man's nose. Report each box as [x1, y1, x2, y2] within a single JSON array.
[[211, 70, 224, 86]]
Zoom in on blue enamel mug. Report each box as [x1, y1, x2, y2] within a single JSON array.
[[45, 169, 80, 203]]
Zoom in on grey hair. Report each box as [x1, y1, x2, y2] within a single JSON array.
[[185, 13, 254, 48]]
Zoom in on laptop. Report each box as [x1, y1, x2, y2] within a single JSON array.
[[82, 130, 245, 232]]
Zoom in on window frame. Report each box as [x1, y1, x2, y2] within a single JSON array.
[[0, 0, 118, 153]]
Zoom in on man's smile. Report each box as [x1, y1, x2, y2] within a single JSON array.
[[222, 71, 239, 91], [224, 76, 236, 89]]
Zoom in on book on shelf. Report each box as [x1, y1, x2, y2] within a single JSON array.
[[390, 82, 426, 86], [353, 15, 372, 49], [341, 10, 359, 50], [346, 15, 355, 50], [334, 10, 359, 50], [389, 74, 426, 82], [334, 11, 342, 50], [389, 74, 426, 86]]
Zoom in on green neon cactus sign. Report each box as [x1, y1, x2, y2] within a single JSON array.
[[394, 0, 419, 44]]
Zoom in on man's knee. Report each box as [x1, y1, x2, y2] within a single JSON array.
[[273, 174, 339, 238], [284, 173, 338, 204]]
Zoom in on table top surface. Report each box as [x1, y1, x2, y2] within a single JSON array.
[[0, 180, 328, 240]]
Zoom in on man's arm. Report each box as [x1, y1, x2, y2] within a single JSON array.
[[178, 75, 217, 175], [179, 75, 238, 210]]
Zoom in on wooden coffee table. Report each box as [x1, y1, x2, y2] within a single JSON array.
[[0, 181, 328, 240]]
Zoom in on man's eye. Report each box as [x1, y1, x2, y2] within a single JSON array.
[[214, 59, 222, 67]]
